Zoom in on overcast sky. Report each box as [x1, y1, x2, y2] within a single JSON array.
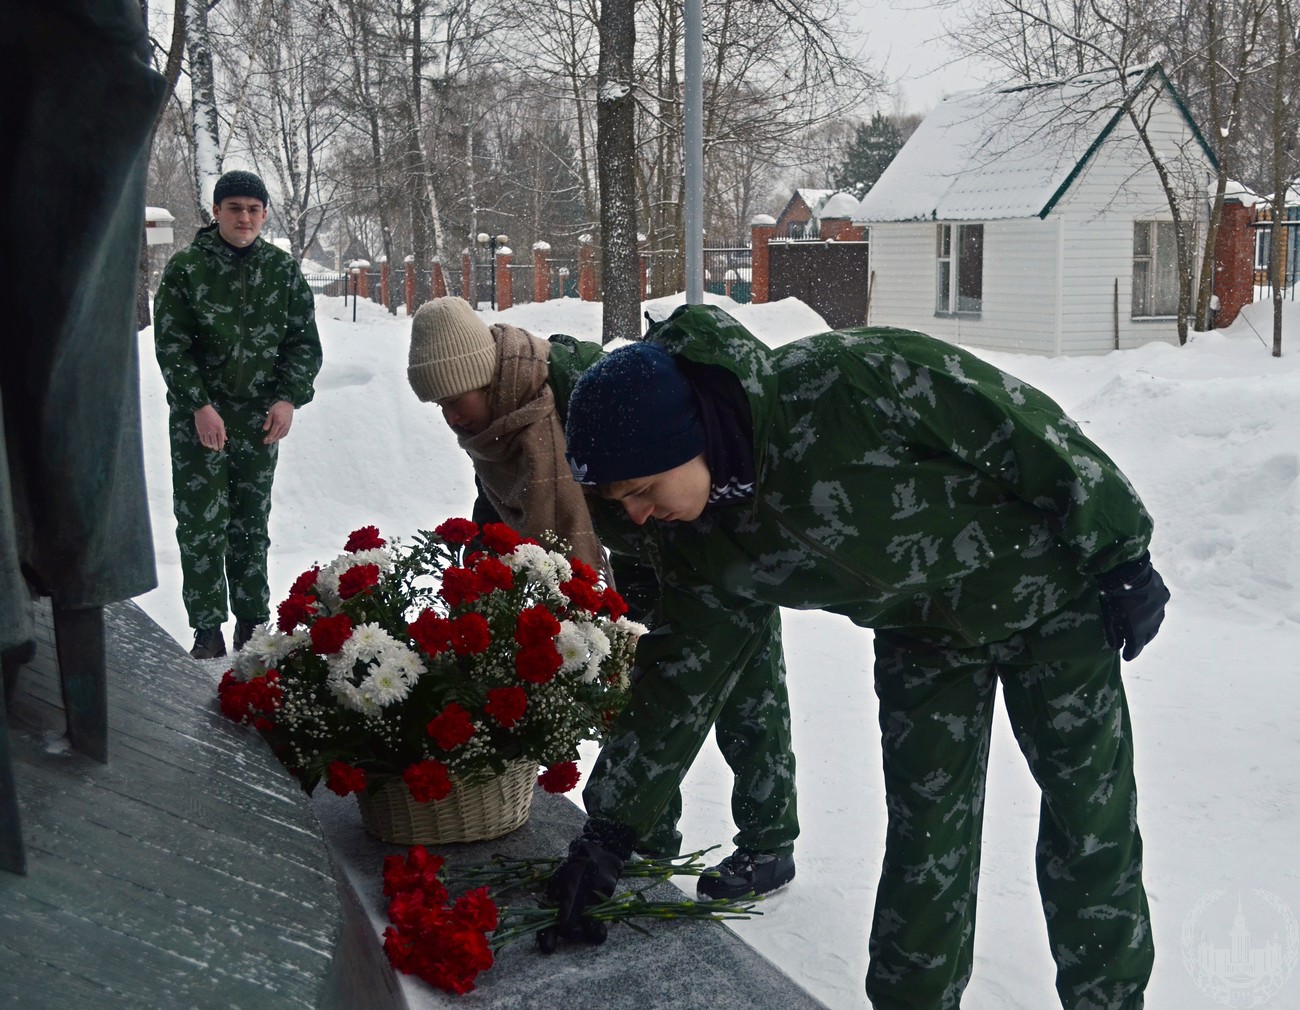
[[849, 0, 993, 114]]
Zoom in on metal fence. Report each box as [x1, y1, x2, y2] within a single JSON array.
[[1251, 218, 1300, 300], [303, 272, 348, 296], [703, 247, 752, 303]]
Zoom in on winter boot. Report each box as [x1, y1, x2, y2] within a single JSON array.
[[190, 627, 226, 660], [697, 848, 796, 900], [233, 620, 258, 652]]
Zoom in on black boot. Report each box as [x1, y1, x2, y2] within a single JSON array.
[[697, 848, 796, 900], [233, 620, 258, 652], [190, 627, 226, 660]]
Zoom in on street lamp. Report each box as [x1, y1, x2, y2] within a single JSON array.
[[476, 231, 509, 309]]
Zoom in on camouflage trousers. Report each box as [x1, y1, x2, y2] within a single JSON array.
[[638, 608, 800, 857], [866, 596, 1153, 1010], [168, 400, 278, 631]]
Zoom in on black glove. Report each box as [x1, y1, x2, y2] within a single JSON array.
[[1097, 551, 1170, 661], [536, 818, 636, 954]]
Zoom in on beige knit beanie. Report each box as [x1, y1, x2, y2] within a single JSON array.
[[407, 297, 498, 402]]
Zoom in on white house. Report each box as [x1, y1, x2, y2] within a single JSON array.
[[854, 64, 1217, 354]]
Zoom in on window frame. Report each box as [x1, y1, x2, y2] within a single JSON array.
[[1131, 220, 1181, 319], [935, 223, 984, 317]]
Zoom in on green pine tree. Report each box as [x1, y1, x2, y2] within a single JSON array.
[[833, 112, 903, 199]]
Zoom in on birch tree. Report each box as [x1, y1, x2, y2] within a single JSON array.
[[185, 0, 223, 218]]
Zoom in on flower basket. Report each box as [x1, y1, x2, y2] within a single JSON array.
[[217, 520, 640, 825], [358, 761, 538, 845]]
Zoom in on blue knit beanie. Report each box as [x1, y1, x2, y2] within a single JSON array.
[[565, 343, 705, 486], [213, 170, 269, 207]]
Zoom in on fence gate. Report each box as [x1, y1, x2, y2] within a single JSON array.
[[769, 240, 870, 329]]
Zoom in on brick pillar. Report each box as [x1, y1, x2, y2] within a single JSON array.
[[496, 247, 513, 310], [462, 250, 473, 302], [578, 235, 596, 301], [403, 257, 415, 314], [355, 265, 371, 300], [1213, 199, 1256, 328], [533, 242, 551, 302], [820, 217, 864, 242], [750, 216, 776, 304], [432, 261, 447, 298]]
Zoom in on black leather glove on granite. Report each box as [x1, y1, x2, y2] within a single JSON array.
[[536, 817, 637, 954], [1098, 551, 1170, 661]]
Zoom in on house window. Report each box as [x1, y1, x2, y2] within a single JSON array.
[[936, 224, 983, 315], [1131, 221, 1180, 317]]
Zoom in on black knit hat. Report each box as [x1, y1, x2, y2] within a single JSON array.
[[565, 343, 705, 486], [213, 170, 269, 207]]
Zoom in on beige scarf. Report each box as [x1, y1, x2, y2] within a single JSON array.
[[459, 324, 608, 578]]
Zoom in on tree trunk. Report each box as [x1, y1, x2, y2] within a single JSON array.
[[1271, 0, 1286, 357], [596, 0, 640, 343], [185, 0, 221, 222]]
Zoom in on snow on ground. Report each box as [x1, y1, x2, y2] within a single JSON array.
[[137, 292, 1300, 1010]]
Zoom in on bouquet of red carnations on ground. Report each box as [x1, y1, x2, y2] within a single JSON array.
[[217, 519, 641, 805], [380, 844, 762, 995]]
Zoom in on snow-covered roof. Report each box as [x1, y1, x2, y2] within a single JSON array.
[[855, 64, 1213, 224], [794, 188, 833, 210]]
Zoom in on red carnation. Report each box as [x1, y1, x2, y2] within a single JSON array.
[[338, 562, 381, 600], [414, 921, 494, 993], [514, 605, 561, 647], [479, 522, 524, 555], [344, 525, 387, 552], [310, 613, 354, 655], [471, 555, 514, 592], [217, 670, 249, 722], [325, 760, 368, 797], [440, 567, 485, 607], [560, 577, 603, 613], [217, 670, 282, 723], [403, 759, 453, 803], [450, 612, 491, 655], [515, 643, 562, 684], [435, 517, 479, 545], [386, 889, 434, 932], [383, 845, 447, 898], [289, 565, 321, 597], [483, 686, 528, 728], [277, 592, 317, 632], [538, 761, 581, 794], [408, 609, 452, 657], [426, 703, 476, 750], [451, 886, 499, 933], [601, 586, 630, 621], [569, 558, 600, 585]]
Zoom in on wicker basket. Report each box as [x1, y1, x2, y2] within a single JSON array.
[[356, 761, 537, 845]]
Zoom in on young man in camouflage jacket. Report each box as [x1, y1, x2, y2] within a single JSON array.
[[406, 297, 801, 884], [543, 304, 1168, 1010], [153, 171, 322, 660]]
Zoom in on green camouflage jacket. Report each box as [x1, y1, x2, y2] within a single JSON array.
[[582, 304, 1155, 835], [153, 225, 322, 413]]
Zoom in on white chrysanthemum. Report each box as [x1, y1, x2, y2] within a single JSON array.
[[325, 623, 424, 711], [315, 547, 395, 607], [504, 543, 572, 590], [579, 623, 611, 683], [360, 665, 412, 707], [232, 626, 309, 680], [555, 621, 589, 674], [612, 616, 649, 638], [382, 647, 425, 683]]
